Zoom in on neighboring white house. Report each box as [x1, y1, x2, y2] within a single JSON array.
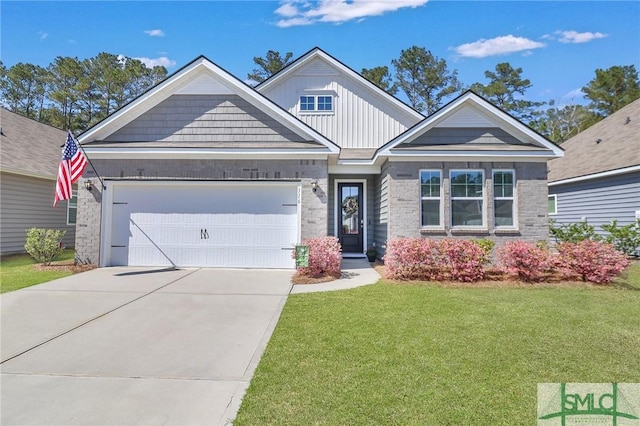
[[548, 99, 640, 234], [0, 108, 77, 254], [74, 48, 562, 269]]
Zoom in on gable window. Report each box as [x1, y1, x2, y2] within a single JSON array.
[[493, 170, 515, 227], [300, 95, 315, 111], [317, 95, 332, 111], [420, 170, 442, 227], [299, 94, 333, 112], [67, 190, 77, 225], [450, 170, 484, 227], [548, 194, 557, 215]]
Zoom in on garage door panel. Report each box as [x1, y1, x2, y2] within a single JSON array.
[[108, 183, 299, 268]]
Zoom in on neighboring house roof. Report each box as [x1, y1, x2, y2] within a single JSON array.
[[377, 91, 563, 161], [0, 108, 67, 180], [256, 47, 425, 122], [80, 55, 340, 155], [548, 98, 640, 183]]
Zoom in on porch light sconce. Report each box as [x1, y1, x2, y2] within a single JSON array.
[[311, 180, 319, 193], [84, 179, 93, 191]]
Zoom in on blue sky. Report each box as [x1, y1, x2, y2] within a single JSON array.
[[2, 1, 639, 106]]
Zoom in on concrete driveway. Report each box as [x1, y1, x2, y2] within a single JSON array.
[[1, 267, 293, 425]]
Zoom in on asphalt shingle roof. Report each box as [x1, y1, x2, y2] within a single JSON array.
[[0, 108, 67, 180], [547, 99, 640, 183]]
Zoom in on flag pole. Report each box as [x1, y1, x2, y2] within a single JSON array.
[[69, 131, 106, 190]]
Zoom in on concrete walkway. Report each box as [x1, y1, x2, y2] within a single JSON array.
[[291, 257, 382, 294]]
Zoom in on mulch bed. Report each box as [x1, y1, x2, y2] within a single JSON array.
[[33, 260, 97, 274]]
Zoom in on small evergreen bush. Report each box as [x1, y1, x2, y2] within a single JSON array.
[[24, 228, 66, 265]]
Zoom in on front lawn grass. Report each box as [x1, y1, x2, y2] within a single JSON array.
[[235, 275, 640, 425], [1, 250, 75, 293]]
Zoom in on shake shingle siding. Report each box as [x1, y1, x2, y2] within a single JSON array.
[[103, 94, 309, 145]]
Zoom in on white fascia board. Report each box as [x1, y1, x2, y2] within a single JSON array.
[[548, 165, 640, 186], [82, 147, 331, 160], [377, 92, 564, 158], [386, 153, 558, 163]]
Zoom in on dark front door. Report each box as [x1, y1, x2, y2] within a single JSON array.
[[338, 183, 363, 253]]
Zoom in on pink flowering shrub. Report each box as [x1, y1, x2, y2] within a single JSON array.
[[557, 240, 629, 283], [296, 236, 342, 278], [384, 238, 445, 280], [440, 239, 486, 282], [496, 241, 554, 282], [384, 238, 485, 282]]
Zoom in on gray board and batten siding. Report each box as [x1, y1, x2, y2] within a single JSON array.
[[549, 171, 640, 235]]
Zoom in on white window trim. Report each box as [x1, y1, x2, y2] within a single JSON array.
[[66, 190, 77, 225], [298, 93, 335, 115], [450, 169, 486, 229], [419, 169, 444, 229], [492, 169, 517, 229], [548, 194, 558, 215]]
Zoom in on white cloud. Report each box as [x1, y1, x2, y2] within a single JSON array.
[[556, 30, 607, 44], [274, 0, 428, 27], [453, 35, 546, 58], [563, 88, 584, 99], [144, 29, 165, 37], [133, 56, 176, 68]]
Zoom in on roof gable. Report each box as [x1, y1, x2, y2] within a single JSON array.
[[79, 56, 338, 153], [548, 98, 640, 183], [257, 47, 424, 121], [378, 91, 563, 159]]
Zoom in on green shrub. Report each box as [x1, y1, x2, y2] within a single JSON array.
[[24, 228, 66, 265], [471, 238, 495, 263], [601, 219, 640, 257], [549, 220, 601, 244]]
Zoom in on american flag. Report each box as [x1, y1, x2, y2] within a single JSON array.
[[54, 131, 88, 206]]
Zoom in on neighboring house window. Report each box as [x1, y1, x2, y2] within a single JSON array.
[[450, 170, 484, 227], [67, 190, 77, 225], [420, 170, 442, 227], [493, 170, 515, 227], [548, 194, 557, 215], [299, 95, 333, 112]]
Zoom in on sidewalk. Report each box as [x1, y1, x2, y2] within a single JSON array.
[[290, 257, 381, 294]]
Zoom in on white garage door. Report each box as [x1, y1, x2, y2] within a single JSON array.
[[106, 182, 299, 268]]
